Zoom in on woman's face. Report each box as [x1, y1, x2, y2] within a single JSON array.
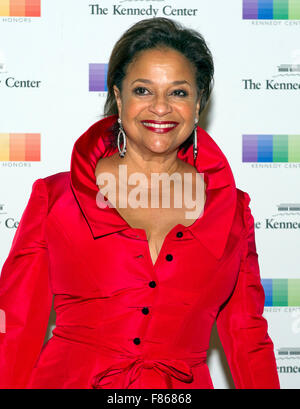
[[113, 48, 201, 156]]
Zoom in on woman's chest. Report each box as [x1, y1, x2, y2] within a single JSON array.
[[115, 204, 203, 266], [46, 205, 244, 310]]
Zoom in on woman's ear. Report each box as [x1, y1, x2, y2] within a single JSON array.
[[113, 85, 122, 117]]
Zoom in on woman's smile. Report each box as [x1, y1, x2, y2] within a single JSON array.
[[141, 120, 179, 133]]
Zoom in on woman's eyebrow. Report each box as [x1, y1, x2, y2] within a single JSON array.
[[131, 79, 191, 86]]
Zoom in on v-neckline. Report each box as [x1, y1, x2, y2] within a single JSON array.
[[70, 115, 237, 260], [96, 176, 209, 269]]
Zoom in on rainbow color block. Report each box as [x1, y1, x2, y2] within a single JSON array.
[[242, 134, 300, 162], [0, 0, 40, 17], [262, 279, 300, 306], [89, 64, 108, 92], [243, 0, 300, 19], [0, 133, 40, 161]]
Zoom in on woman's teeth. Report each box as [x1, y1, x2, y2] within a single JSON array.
[[142, 122, 176, 129]]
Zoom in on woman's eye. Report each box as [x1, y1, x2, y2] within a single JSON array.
[[133, 87, 188, 97], [172, 89, 188, 97], [133, 87, 150, 95]]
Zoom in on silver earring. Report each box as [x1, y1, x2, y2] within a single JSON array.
[[193, 118, 198, 160], [117, 118, 127, 158]]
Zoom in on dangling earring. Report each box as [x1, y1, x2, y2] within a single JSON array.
[[117, 118, 127, 158], [193, 118, 198, 160]]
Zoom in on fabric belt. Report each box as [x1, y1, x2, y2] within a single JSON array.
[[91, 357, 195, 389]]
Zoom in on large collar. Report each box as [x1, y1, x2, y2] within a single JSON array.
[[70, 115, 237, 259]]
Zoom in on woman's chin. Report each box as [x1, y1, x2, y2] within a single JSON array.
[[144, 143, 172, 155], [141, 136, 174, 154]]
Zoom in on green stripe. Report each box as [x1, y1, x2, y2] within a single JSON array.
[[274, 0, 289, 19], [289, 0, 300, 19], [273, 134, 288, 162], [288, 135, 300, 162], [288, 279, 300, 306], [273, 279, 288, 306]]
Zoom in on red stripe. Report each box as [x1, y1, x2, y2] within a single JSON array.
[[25, 0, 40, 17], [25, 133, 40, 161]]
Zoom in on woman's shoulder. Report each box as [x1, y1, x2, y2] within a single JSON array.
[[42, 171, 70, 190], [235, 188, 254, 232], [28, 172, 71, 202], [236, 188, 251, 206]]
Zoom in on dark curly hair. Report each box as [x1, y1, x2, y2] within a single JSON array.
[[104, 17, 214, 153]]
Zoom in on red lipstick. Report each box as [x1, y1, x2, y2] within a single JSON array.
[[141, 120, 179, 134]]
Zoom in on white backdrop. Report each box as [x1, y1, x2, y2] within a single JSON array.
[[0, 0, 299, 389]]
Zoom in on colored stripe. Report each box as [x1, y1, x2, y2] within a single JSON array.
[[243, 135, 300, 162], [288, 135, 300, 162], [243, 0, 258, 19], [10, 0, 26, 16], [274, 0, 289, 18], [289, 0, 300, 19], [288, 279, 300, 306], [243, 135, 258, 162], [257, 134, 273, 162], [89, 64, 108, 92], [25, 133, 40, 161], [25, 0, 40, 17], [0, 133, 10, 161], [10, 133, 25, 161], [273, 279, 288, 306], [0, 0, 40, 16], [262, 279, 273, 306], [0, 0, 10, 16], [0, 133, 40, 161], [243, 0, 300, 19], [273, 134, 288, 162], [258, 0, 273, 19], [105, 64, 108, 91], [262, 279, 300, 306]]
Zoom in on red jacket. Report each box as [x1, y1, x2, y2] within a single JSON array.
[[0, 115, 280, 389]]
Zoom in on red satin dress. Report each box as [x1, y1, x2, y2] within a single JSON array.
[[0, 115, 280, 389]]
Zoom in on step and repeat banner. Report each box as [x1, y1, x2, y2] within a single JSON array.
[[0, 0, 299, 389]]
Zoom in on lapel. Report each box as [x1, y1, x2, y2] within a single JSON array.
[[70, 115, 237, 260]]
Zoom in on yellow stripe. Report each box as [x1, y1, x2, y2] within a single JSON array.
[[0, 0, 10, 16], [0, 133, 10, 161]]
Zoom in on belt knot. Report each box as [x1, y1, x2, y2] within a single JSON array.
[[91, 357, 194, 389]]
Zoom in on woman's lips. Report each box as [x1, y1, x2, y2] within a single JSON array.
[[141, 120, 179, 133]]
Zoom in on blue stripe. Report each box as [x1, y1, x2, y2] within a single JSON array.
[[104, 64, 108, 92], [262, 279, 273, 306], [258, 0, 273, 19], [258, 135, 273, 162]]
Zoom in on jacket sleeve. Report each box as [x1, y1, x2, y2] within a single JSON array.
[[0, 178, 53, 389], [216, 191, 280, 389]]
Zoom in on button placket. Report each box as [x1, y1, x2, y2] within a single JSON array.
[[131, 230, 155, 348]]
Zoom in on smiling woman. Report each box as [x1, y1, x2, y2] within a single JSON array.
[[104, 18, 214, 152], [0, 17, 280, 390], [112, 48, 200, 155], [93, 18, 215, 271]]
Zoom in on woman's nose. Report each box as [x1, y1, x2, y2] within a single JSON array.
[[148, 95, 172, 116]]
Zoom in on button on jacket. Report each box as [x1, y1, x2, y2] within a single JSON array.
[[0, 115, 280, 389]]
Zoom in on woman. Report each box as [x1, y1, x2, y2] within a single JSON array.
[[0, 18, 280, 389]]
